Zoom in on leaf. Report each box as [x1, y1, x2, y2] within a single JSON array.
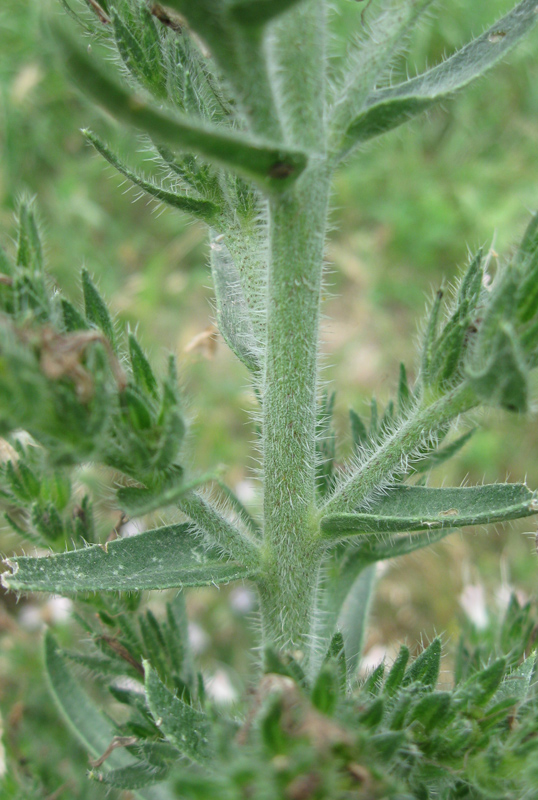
[[356, 526, 456, 563], [319, 483, 537, 539], [362, 662, 385, 696], [61, 297, 88, 332], [92, 761, 171, 790], [53, 22, 308, 191], [44, 631, 132, 765], [457, 659, 507, 708], [340, 0, 538, 154], [111, 6, 166, 100], [331, 0, 434, 139], [228, 0, 305, 26], [84, 130, 221, 223], [116, 475, 213, 517], [82, 269, 116, 347], [397, 362, 411, 412], [210, 233, 261, 372], [466, 323, 529, 412], [129, 334, 158, 399], [403, 638, 441, 689], [409, 691, 452, 733], [17, 198, 44, 274], [311, 547, 373, 676], [384, 646, 409, 697], [2, 523, 256, 593], [338, 564, 376, 678], [311, 663, 340, 716], [350, 408, 368, 450], [493, 653, 536, 703], [144, 663, 212, 763]]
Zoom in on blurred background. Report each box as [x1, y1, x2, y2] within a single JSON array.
[[1, 0, 538, 795]]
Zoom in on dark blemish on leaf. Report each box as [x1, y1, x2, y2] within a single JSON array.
[[269, 162, 295, 180], [86, 0, 110, 24], [150, 3, 183, 33]]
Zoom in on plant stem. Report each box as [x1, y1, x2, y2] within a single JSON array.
[[259, 164, 330, 651], [257, 1, 328, 654]]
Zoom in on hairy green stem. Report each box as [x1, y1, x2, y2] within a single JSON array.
[[256, 1, 328, 653], [323, 386, 477, 516], [258, 165, 330, 650]]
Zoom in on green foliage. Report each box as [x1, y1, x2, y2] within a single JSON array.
[[37, 597, 538, 799], [320, 483, 537, 539], [2, 0, 538, 796], [4, 523, 257, 593], [334, 0, 538, 157]]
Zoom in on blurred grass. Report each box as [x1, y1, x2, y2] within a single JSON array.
[[1, 0, 538, 794]]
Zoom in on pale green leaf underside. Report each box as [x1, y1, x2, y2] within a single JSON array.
[[3, 524, 255, 593], [313, 521, 459, 670], [45, 633, 173, 799], [53, 23, 308, 191], [341, 0, 538, 153], [44, 631, 132, 765], [320, 483, 536, 538], [144, 663, 212, 763], [210, 233, 261, 372]]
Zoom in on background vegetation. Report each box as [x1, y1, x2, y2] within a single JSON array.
[[1, 0, 538, 795]]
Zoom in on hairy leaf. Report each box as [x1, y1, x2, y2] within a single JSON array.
[[82, 269, 116, 347], [53, 22, 308, 191], [145, 663, 212, 763], [3, 524, 256, 593], [92, 760, 170, 789], [331, 0, 434, 140], [84, 130, 221, 222], [210, 232, 261, 372], [320, 483, 537, 539], [44, 631, 131, 764], [339, 0, 538, 155]]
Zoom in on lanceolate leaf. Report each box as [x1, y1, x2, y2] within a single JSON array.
[[92, 761, 171, 790], [44, 631, 131, 765], [2, 524, 256, 593], [339, 0, 538, 155], [312, 547, 373, 676], [45, 634, 176, 800], [320, 483, 537, 539], [338, 563, 376, 677], [331, 0, 434, 139], [82, 269, 116, 346], [84, 130, 221, 223], [210, 233, 261, 372], [144, 663, 212, 763], [53, 23, 308, 191]]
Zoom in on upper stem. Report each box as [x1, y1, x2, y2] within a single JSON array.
[[259, 164, 330, 651]]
